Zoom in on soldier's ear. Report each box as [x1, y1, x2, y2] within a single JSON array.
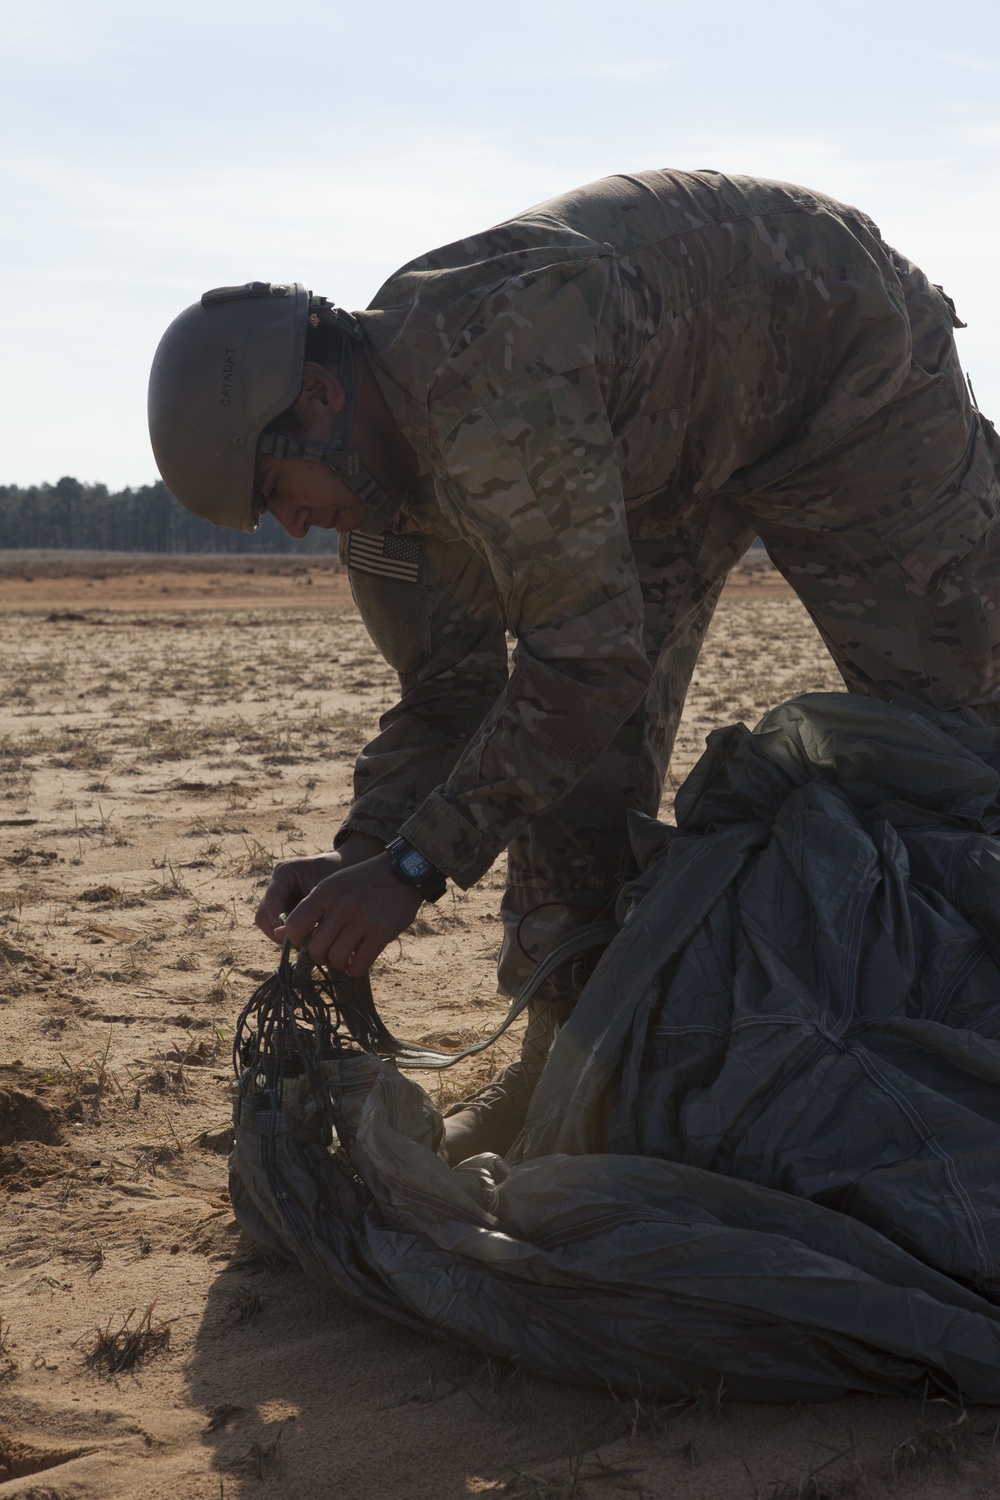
[[294, 362, 347, 421]]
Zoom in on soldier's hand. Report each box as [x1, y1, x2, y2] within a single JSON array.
[[275, 853, 422, 975], [255, 833, 386, 943]]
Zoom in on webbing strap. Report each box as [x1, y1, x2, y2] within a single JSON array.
[[258, 433, 359, 470], [256, 295, 402, 532]]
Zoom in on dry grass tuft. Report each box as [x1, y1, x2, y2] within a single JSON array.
[[248, 1425, 284, 1480], [500, 1440, 637, 1499], [226, 835, 276, 879], [888, 1407, 973, 1483], [84, 1303, 172, 1375], [222, 1286, 262, 1326], [610, 1387, 695, 1441], [145, 856, 190, 900], [206, 1403, 245, 1433], [79, 884, 123, 905]]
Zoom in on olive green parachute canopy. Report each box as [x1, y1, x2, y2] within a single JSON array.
[[230, 694, 1000, 1402], [147, 281, 309, 533]]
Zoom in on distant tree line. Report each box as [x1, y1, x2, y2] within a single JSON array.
[[0, 478, 339, 553]]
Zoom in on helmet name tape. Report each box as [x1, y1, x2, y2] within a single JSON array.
[[220, 346, 237, 407]]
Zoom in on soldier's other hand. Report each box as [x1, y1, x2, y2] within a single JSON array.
[[276, 853, 422, 976], [255, 833, 385, 943]]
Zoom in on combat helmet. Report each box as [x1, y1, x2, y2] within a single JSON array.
[[148, 281, 391, 534]]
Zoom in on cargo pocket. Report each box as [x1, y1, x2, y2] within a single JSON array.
[[882, 416, 1000, 590]]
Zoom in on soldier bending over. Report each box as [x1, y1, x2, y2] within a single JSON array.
[[148, 169, 1000, 1161]]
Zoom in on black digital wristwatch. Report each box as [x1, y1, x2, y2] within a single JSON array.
[[384, 836, 447, 903]]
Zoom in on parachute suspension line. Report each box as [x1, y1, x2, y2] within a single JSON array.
[[233, 917, 620, 1099]]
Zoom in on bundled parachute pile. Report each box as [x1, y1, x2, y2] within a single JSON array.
[[230, 694, 1000, 1402]]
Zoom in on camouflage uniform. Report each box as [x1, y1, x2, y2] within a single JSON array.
[[334, 169, 1000, 1003]]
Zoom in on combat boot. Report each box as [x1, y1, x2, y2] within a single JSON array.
[[442, 1000, 571, 1164]]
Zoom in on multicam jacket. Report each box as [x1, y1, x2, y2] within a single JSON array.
[[339, 169, 925, 886]]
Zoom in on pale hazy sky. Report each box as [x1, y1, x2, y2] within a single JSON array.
[[3, 0, 998, 489]]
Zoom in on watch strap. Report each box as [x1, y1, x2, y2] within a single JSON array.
[[385, 836, 447, 903]]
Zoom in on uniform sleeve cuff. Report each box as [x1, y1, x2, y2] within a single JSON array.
[[399, 792, 496, 889], [333, 813, 395, 849]]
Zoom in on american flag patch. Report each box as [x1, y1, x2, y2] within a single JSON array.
[[343, 530, 423, 583]]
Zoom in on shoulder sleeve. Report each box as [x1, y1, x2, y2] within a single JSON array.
[[400, 365, 651, 886]]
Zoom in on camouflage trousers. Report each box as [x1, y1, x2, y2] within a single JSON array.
[[499, 262, 1000, 1006]]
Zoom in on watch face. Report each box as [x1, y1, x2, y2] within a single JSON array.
[[400, 849, 433, 879]]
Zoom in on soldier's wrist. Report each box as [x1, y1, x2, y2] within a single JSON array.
[[337, 832, 389, 867], [384, 836, 447, 902]]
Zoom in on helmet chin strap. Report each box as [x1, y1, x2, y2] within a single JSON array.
[[256, 299, 402, 535]]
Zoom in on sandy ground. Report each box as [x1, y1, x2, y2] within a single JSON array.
[[1, 552, 997, 1499]]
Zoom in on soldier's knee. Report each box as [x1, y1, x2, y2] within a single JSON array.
[[496, 888, 612, 1003]]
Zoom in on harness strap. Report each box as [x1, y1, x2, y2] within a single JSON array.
[[256, 296, 402, 534]]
